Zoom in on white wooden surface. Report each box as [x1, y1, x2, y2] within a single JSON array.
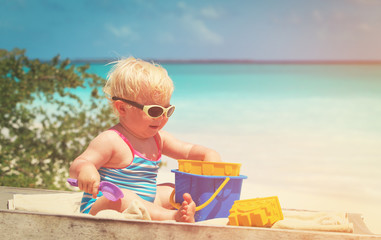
[[1, 210, 381, 240], [0, 186, 379, 240]]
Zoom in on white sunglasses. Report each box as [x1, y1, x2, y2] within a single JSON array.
[[112, 97, 175, 118]]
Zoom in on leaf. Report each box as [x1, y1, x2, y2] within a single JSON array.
[[0, 48, 114, 190]]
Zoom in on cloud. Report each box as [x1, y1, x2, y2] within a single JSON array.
[[177, 1, 187, 10], [175, 3, 223, 45], [200, 6, 221, 19], [105, 24, 137, 39], [181, 14, 223, 45]]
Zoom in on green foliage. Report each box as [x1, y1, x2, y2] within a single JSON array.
[[0, 48, 115, 189]]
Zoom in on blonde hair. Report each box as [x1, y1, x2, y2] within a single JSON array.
[[103, 57, 174, 112]]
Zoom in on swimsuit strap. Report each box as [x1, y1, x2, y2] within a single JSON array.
[[109, 129, 161, 161]]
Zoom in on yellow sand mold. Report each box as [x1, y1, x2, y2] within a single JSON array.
[[228, 196, 283, 227], [177, 160, 241, 176]]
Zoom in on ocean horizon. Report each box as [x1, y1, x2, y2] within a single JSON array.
[[67, 57, 381, 64], [78, 62, 381, 233]]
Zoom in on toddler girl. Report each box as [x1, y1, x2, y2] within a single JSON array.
[[69, 57, 221, 222]]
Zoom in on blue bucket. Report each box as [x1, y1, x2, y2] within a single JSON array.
[[171, 169, 247, 222]]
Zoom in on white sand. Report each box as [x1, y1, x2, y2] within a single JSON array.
[[158, 96, 381, 234], [157, 129, 381, 234]]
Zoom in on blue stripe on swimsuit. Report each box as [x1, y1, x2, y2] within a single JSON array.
[[80, 129, 161, 214]]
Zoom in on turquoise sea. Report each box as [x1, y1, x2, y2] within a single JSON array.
[[85, 63, 381, 233]]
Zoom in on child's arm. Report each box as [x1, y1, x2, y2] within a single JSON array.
[[69, 131, 114, 198], [160, 130, 222, 162]]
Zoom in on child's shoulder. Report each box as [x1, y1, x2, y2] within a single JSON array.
[[157, 130, 168, 142], [159, 130, 175, 140], [158, 130, 178, 146], [91, 129, 121, 144]]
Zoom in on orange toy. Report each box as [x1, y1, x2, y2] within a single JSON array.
[[177, 160, 241, 176], [228, 196, 283, 227]]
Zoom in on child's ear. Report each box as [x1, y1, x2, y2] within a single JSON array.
[[114, 101, 127, 116]]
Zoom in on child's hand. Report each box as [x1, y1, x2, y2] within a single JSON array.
[[204, 150, 222, 162], [77, 174, 100, 198], [77, 165, 101, 199]]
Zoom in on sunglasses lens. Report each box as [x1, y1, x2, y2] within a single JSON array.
[[148, 106, 164, 118], [167, 106, 175, 117]]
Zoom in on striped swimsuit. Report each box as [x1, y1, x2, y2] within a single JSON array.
[[80, 129, 161, 214]]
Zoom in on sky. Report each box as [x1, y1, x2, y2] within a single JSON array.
[[1, 0, 381, 61]]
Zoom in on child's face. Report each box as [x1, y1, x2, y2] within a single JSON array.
[[120, 96, 171, 139]]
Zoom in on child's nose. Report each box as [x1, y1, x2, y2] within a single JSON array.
[[153, 115, 165, 121]]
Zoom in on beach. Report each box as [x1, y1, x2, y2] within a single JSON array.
[[45, 62, 381, 233], [150, 63, 381, 234], [156, 97, 381, 233], [3, 0, 381, 236]]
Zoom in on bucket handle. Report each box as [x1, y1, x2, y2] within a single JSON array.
[[169, 177, 230, 211]]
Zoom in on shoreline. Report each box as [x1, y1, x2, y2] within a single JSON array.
[[65, 58, 381, 65]]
